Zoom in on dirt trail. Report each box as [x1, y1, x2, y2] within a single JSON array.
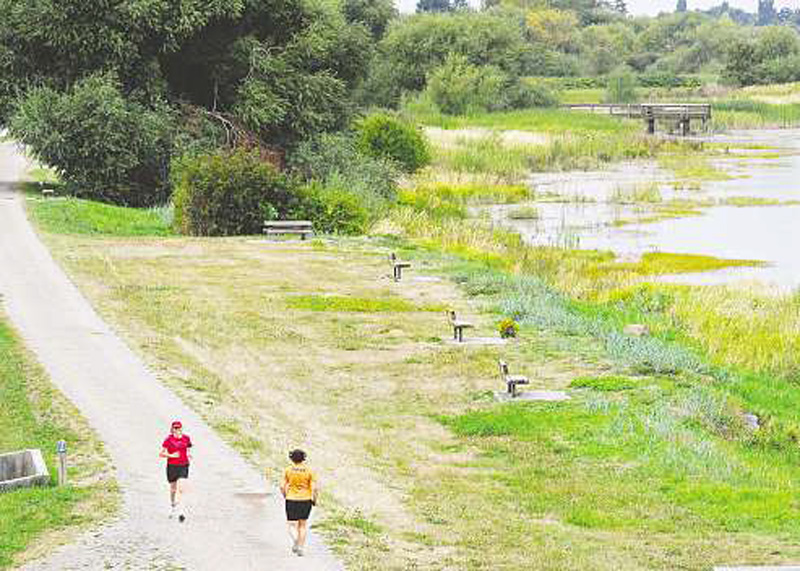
[[0, 143, 341, 570]]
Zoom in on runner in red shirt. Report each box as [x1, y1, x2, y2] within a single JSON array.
[[159, 420, 192, 522]]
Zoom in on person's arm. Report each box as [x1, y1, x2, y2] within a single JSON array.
[[159, 447, 179, 459], [187, 438, 193, 463], [280, 469, 288, 498]]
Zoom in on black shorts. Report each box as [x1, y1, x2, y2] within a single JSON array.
[[285, 500, 313, 521], [166, 464, 189, 483]]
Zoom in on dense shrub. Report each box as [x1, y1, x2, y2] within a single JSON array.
[[426, 54, 507, 115], [288, 132, 398, 209], [10, 74, 175, 207], [172, 148, 295, 236], [294, 182, 369, 235], [355, 113, 431, 173]]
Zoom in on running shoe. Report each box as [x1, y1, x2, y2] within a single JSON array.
[[178, 513, 186, 523]]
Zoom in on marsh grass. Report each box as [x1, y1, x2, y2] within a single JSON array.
[[595, 252, 766, 276], [398, 182, 532, 218], [0, 318, 115, 568], [712, 99, 800, 130], [403, 96, 634, 134], [659, 154, 733, 181], [434, 133, 707, 182], [507, 205, 539, 220], [609, 182, 663, 204]]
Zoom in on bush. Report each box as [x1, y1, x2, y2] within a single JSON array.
[[355, 113, 431, 173], [426, 55, 557, 115], [288, 132, 398, 210], [10, 73, 175, 207], [172, 148, 294, 236], [294, 182, 369, 235]]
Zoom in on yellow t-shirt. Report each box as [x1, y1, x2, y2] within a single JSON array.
[[284, 464, 315, 501]]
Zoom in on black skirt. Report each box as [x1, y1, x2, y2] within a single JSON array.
[[285, 499, 313, 521]]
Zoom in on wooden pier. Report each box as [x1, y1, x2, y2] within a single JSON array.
[[564, 103, 712, 135]]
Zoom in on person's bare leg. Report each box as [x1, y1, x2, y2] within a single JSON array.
[[297, 520, 308, 555], [169, 481, 177, 509], [287, 522, 299, 551], [176, 479, 187, 521]]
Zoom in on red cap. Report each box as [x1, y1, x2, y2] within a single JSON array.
[[171, 421, 182, 429]]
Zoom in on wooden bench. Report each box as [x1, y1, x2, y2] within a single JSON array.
[[448, 310, 474, 342], [37, 181, 57, 198], [388, 253, 411, 282], [499, 360, 529, 398], [263, 220, 313, 240]]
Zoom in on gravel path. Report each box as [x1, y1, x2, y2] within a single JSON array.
[[0, 143, 342, 570]]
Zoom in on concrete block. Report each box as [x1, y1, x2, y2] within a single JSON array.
[[0, 449, 50, 492]]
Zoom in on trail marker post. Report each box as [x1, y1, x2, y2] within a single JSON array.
[[56, 440, 67, 486]]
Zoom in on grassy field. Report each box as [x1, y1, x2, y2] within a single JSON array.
[[24, 194, 800, 570], [0, 316, 116, 569]]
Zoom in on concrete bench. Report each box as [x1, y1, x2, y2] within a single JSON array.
[[448, 310, 474, 342], [0, 449, 50, 492], [499, 360, 529, 398], [263, 220, 313, 240], [388, 253, 411, 282]]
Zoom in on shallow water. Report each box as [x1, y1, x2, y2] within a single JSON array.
[[487, 130, 800, 292]]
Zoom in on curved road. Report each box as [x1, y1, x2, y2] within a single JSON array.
[[0, 143, 341, 570]]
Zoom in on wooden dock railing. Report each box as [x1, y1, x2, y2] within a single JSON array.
[[564, 103, 711, 134]]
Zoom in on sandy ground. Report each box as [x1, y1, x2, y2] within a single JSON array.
[[0, 142, 341, 569]]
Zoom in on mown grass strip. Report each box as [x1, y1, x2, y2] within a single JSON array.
[[286, 295, 445, 313], [26, 195, 173, 237]]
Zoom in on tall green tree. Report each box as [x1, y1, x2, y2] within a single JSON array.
[[1, 0, 375, 205], [758, 0, 777, 26]]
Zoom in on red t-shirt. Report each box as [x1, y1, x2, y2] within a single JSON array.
[[162, 435, 192, 466]]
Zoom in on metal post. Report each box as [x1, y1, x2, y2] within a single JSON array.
[[56, 440, 67, 486]]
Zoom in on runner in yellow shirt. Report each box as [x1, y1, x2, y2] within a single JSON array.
[[280, 449, 319, 557]]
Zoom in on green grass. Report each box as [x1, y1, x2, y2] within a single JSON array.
[[286, 295, 445, 313], [26, 196, 173, 237], [443, 394, 800, 539], [569, 375, 639, 391], [0, 318, 110, 568]]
